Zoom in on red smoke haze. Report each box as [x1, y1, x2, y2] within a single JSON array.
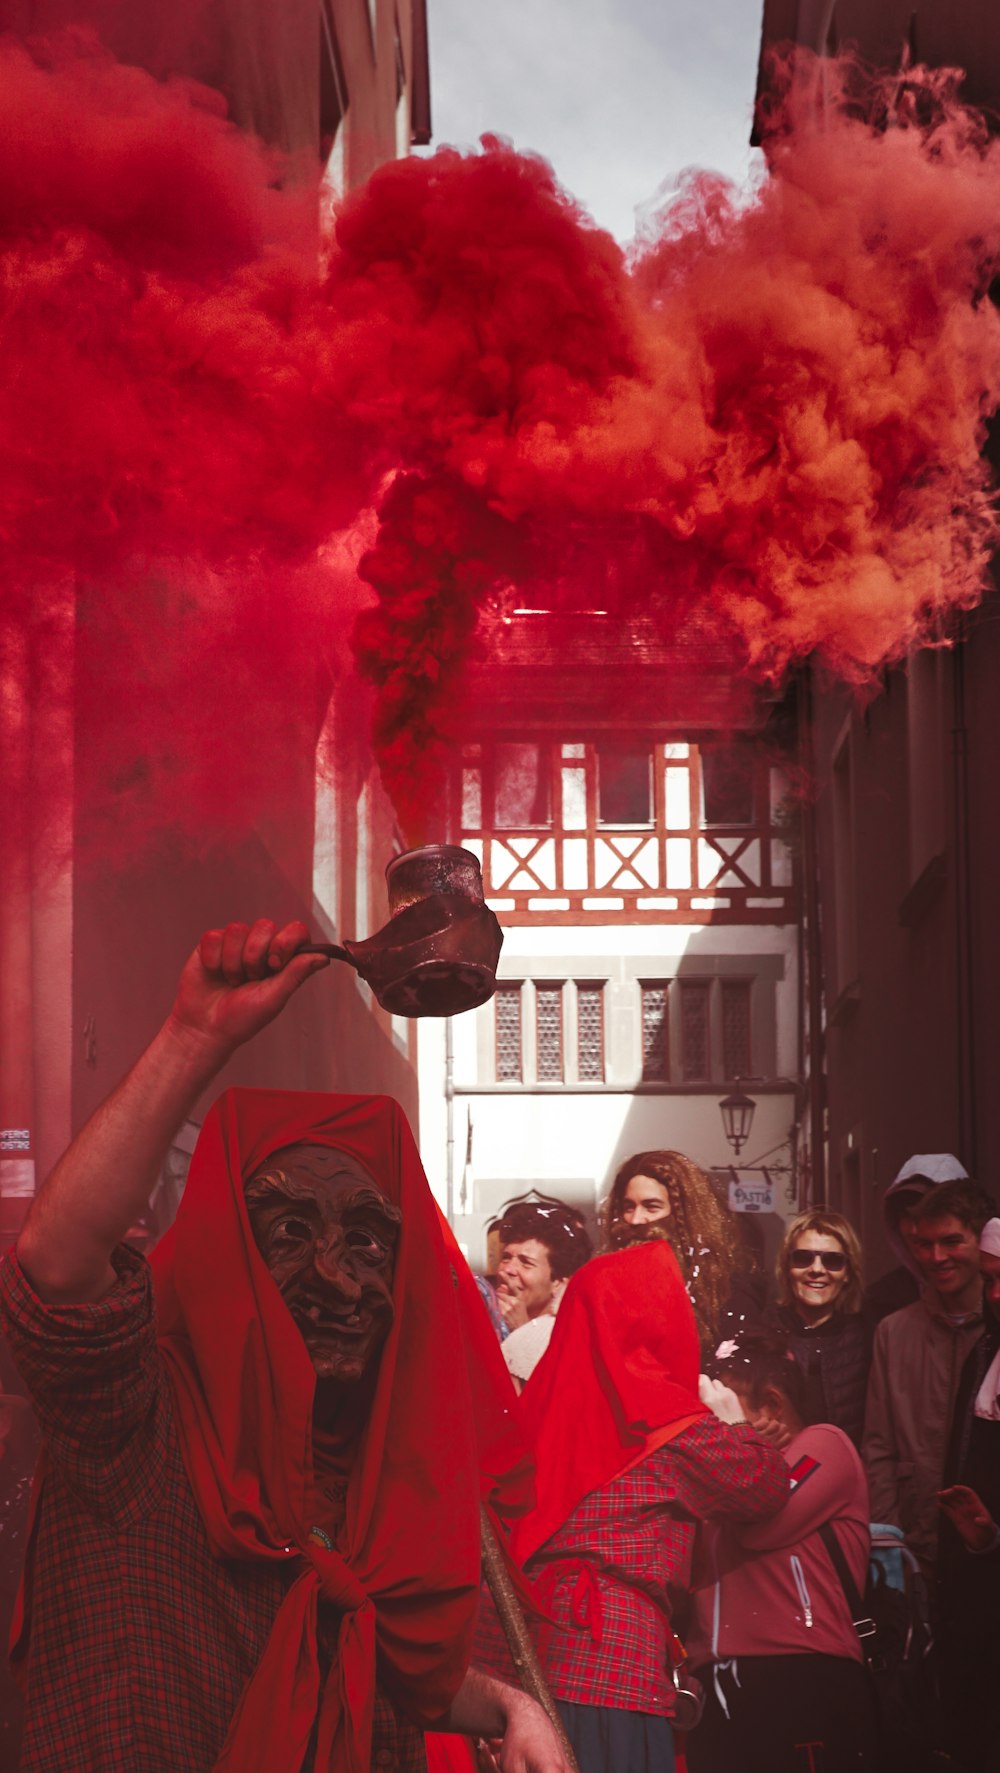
[[3, 37, 1000, 847]]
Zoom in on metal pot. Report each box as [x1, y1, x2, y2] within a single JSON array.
[[301, 844, 503, 1018]]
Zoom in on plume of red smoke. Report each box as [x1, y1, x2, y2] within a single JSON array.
[[4, 36, 1000, 852], [342, 58, 1000, 831]]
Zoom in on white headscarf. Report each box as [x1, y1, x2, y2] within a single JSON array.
[[974, 1220, 1000, 1420], [979, 1218, 1000, 1259]]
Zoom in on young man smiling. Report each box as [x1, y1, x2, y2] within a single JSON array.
[[862, 1178, 996, 1573]]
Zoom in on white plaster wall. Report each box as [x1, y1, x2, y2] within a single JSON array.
[[416, 919, 800, 1255]]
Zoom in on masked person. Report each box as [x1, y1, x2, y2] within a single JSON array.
[[0, 919, 570, 1773], [507, 1241, 790, 1773], [599, 1151, 759, 1353]]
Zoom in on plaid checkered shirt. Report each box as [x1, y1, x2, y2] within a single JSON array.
[[494, 1419, 790, 1717], [0, 1245, 427, 1773]]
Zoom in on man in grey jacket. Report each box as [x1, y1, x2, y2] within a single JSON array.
[[864, 1152, 968, 1323], [863, 1178, 994, 1573]]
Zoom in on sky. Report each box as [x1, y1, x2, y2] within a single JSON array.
[[420, 0, 767, 243]]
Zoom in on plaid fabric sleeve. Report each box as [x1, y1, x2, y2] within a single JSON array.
[[665, 1415, 791, 1523], [470, 1580, 521, 1687], [0, 1243, 169, 1526]]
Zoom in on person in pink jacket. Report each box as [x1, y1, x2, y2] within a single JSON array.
[[685, 1332, 878, 1773]]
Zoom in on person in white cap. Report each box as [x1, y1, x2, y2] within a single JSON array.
[[862, 1176, 995, 1572], [865, 1153, 969, 1324], [935, 1217, 1000, 1772]]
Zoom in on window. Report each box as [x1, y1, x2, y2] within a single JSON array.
[[495, 986, 523, 1082], [597, 745, 652, 825], [458, 735, 795, 924], [639, 974, 766, 1085], [680, 982, 710, 1081], [721, 980, 752, 1079], [495, 743, 552, 829], [701, 744, 755, 826], [641, 984, 670, 1081], [535, 984, 564, 1082], [576, 984, 605, 1082]]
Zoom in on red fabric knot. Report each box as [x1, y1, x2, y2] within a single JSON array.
[[304, 1540, 370, 1615], [532, 1558, 604, 1646]]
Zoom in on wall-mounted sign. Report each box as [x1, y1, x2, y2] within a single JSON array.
[[728, 1173, 775, 1214], [0, 1128, 30, 1153]]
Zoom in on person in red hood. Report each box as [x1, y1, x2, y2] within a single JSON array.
[[0, 918, 570, 1773], [507, 1239, 790, 1773]]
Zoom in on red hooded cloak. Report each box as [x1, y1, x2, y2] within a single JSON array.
[[511, 1242, 708, 1565], [150, 1087, 520, 1773]]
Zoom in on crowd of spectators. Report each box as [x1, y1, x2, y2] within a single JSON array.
[[470, 1147, 999, 1773], [3, 1115, 999, 1773]]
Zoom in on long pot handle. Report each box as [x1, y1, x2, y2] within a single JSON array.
[[297, 941, 356, 966], [478, 1504, 580, 1773]]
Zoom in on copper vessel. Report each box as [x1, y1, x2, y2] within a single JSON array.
[[301, 844, 503, 1018]]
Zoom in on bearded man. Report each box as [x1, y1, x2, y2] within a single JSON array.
[[0, 919, 569, 1773]]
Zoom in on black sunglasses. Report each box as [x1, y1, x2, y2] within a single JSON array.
[[789, 1249, 848, 1274]]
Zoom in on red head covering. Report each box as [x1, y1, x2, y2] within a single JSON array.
[[510, 1242, 708, 1565], [150, 1087, 513, 1773]]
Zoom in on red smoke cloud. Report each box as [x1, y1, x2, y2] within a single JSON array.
[[344, 57, 1000, 830], [4, 37, 1000, 849]]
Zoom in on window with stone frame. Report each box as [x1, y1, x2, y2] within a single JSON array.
[[640, 983, 670, 1081], [721, 979, 752, 1080], [576, 983, 605, 1082], [495, 985, 523, 1082], [535, 983, 564, 1082], [679, 981, 711, 1081]]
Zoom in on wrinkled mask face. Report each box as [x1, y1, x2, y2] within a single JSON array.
[[245, 1144, 401, 1383]]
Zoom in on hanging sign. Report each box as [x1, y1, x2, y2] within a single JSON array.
[[728, 1171, 775, 1214]]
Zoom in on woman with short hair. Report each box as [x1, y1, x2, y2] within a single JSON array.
[[770, 1209, 871, 1447]]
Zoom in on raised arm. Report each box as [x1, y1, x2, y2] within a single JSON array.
[[16, 920, 328, 1304]]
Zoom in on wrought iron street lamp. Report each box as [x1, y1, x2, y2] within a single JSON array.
[[719, 1087, 756, 1157]]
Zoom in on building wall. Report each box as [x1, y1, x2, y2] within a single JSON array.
[[810, 603, 1000, 1274], [419, 917, 799, 1265], [756, 0, 1000, 1280], [417, 728, 802, 1273], [757, 0, 1000, 112], [0, 2, 425, 1250], [0, 0, 429, 169]]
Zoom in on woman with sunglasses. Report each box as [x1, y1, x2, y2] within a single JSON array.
[[770, 1211, 872, 1447]]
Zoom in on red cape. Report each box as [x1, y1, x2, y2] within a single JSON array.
[[511, 1242, 708, 1565], [151, 1087, 524, 1773]]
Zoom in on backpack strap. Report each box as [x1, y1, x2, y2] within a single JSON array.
[[818, 1521, 878, 1649]]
